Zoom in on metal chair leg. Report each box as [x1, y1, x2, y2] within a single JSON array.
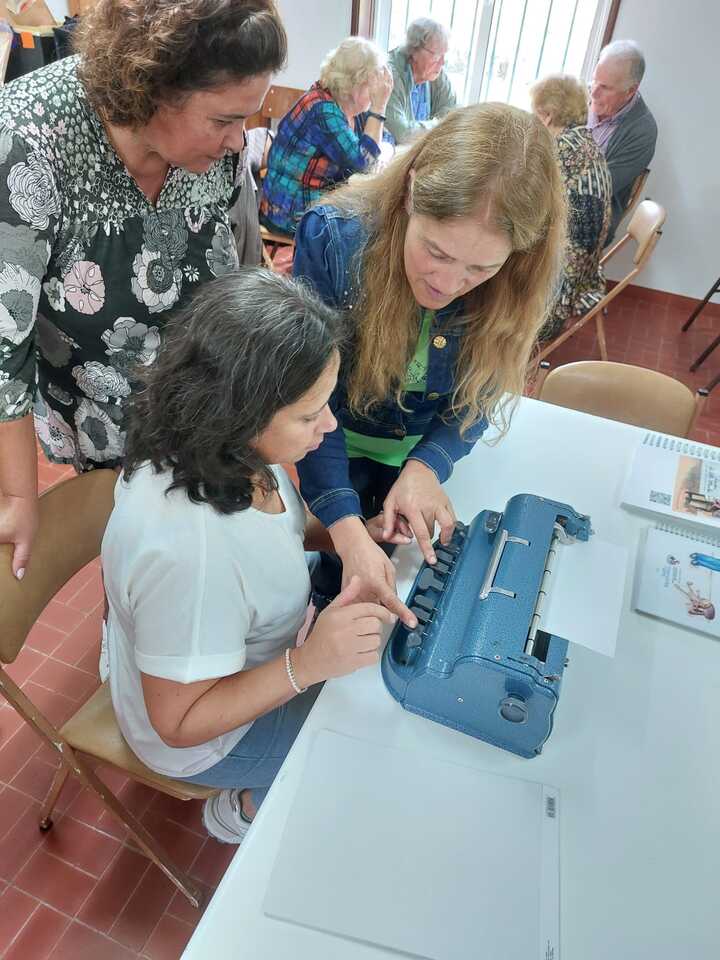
[[1, 667, 204, 909], [74, 752, 205, 908], [39, 763, 71, 830], [690, 331, 720, 372], [682, 276, 720, 332], [703, 371, 720, 395]]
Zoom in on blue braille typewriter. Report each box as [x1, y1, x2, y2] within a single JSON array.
[[381, 494, 592, 758]]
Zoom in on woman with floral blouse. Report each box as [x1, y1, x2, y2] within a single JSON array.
[[0, 0, 287, 578]]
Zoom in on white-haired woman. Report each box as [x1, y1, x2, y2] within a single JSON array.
[[385, 17, 456, 144], [260, 37, 392, 236]]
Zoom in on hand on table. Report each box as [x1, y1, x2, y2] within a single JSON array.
[[382, 460, 456, 565]]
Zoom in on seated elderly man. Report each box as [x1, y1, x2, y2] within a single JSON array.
[[385, 17, 457, 144], [260, 37, 392, 236], [588, 39, 657, 242]]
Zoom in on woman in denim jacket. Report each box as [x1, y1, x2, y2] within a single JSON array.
[[293, 104, 566, 621]]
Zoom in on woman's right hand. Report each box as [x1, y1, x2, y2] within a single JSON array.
[[0, 493, 39, 579], [330, 517, 417, 628], [293, 576, 396, 686], [370, 65, 393, 113]]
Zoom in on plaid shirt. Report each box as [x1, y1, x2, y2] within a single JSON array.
[[260, 84, 381, 235]]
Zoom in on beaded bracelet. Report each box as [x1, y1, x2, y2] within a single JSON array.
[[285, 647, 307, 694]]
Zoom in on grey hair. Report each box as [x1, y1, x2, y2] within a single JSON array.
[[319, 36, 386, 102], [599, 39, 645, 88], [404, 17, 450, 54], [123, 267, 345, 514]]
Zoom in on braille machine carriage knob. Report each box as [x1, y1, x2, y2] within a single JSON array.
[[498, 696, 529, 724]]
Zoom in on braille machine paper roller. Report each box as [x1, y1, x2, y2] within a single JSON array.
[[381, 493, 592, 758]]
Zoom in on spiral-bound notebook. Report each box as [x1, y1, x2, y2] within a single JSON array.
[[634, 523, 720, 638], [622, 431, 720, 529]]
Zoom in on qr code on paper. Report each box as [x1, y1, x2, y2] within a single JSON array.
[[650, 490, 671, 506]]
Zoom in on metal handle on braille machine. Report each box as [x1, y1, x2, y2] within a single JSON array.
[[478, 528, 530, 601]]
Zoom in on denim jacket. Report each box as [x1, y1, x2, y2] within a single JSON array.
[[293, 204, 487, 528]]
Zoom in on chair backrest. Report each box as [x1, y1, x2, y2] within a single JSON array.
[[626, 199, 666, 266], [0, 470, 117, 665], [538, 361, 700, 437], [622, 167, 650, 225], [246, 85, 305, 129]]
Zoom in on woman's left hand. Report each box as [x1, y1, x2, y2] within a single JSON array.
[[382, 460, 457, 565], [366, 511, 413, 546]]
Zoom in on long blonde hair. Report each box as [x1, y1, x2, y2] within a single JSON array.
[[326, 103, 566, 434]]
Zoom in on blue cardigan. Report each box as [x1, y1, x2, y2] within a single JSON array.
[[293, 204, 487, 528]]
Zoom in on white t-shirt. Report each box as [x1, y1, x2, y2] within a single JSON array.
[[101, 463, 310, 778]]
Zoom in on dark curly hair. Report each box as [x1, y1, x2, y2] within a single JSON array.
[[74, 0, 287, 126], [123, 268, 345, 514]]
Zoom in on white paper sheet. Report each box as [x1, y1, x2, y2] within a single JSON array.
[[542, 534, 627, 657], [393, 532, 627, 659], [263, 729, 559, 960]]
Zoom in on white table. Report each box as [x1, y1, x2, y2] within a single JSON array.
[[184, 398, 720, 960]]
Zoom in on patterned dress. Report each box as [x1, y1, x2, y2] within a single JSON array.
[[540, 126, 612, 342], [0, 56, 244, 470]]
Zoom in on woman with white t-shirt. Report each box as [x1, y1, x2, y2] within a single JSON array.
[[101, 268, 398, 843]]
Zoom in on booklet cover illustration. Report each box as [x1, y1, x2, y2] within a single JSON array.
[[634, 525, 720, 638], [623, 432, 720, 529]]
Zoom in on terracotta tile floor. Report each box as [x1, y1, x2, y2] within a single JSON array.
[[1, 286, 720, 959], [537, 288, 720, 445]]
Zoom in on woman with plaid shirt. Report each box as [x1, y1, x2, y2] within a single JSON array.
[[260, 37, 392, 236]]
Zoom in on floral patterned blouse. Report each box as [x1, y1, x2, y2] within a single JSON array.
[[540, 125, 612, 342], [0, 56, 243, 469]]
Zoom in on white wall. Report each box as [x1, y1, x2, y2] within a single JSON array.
[[39, 0, 352, 90], [604, 0, 720, 299], [44, 0, 69, 19], [274, 0, 352, 89]]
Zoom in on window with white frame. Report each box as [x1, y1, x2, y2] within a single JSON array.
[[374, 0, 614, 111]]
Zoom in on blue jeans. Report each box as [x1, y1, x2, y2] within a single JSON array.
[[180, 682, 323, 809], [311, 457, 401, 607]]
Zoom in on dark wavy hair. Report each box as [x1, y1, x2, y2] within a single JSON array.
[[123, 268, 345, 514], [75, 0, 287, 126]]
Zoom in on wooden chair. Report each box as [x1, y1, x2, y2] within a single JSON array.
[[246, 84, 305, 131], [537, 199, 666, 363], [246, 85, 304, 271], [260, 225, 295, 271], [0, 471, 219, 908], [617, 167, 650, 234], [535, 360, 708, 437]]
